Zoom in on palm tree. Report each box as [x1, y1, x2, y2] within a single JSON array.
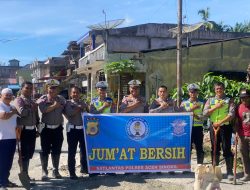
[[198, 7, 210, 22], [232, 21, 250, 32]]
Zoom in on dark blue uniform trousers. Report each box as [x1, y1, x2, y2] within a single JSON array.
[[0, 139, 16, 187], [67, 128, 87, 175]]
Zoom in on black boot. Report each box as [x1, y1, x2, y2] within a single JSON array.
[[52, 154, 62, 179], [68, 166, 78, 180], [22, 159, 33, 181], [39, 152, 49, 181], [225, 157, 234, 181]]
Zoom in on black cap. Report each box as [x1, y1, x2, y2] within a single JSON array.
[[240, 89, 250, 98]]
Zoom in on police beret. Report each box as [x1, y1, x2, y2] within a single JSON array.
[[46, 79, 60, 87], [128, 80, 141, 87], [187, 83, 200, 91], [96, 81, 108, 89]]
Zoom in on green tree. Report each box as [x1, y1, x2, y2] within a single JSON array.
[[198, 7, 210, 22], [231, 21, 250, 32], [198, 7, 233, 32]]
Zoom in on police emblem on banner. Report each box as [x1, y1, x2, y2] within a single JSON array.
[[171, 119, 187, 136], [126, 117, 149, 141], [86, 117, 99, 136]]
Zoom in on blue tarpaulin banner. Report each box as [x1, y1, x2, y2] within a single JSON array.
[[83, 113, 192, 173]]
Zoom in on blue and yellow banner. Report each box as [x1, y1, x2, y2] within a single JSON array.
[[83, 113, 192, 173]]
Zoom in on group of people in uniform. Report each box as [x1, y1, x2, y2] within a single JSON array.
[[0, 78, 250, 189]]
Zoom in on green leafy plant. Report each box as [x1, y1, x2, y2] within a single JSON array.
[[170, 73, 250, 103], [104, 59, 136, 75]]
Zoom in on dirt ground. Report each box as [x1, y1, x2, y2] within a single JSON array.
[[9, 129, 250, 190]]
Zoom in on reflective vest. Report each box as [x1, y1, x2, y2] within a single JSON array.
[[209, 97, 230, 125], [93, 99, 111, 113], [184, 100, 204, 127]]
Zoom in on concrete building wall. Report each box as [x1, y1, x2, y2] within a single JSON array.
[[143, 37, 250, 99]]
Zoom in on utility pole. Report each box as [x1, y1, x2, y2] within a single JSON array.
[[177, 0, 183, 106]]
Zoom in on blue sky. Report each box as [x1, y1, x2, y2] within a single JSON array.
[[0, 0, 249, 66]]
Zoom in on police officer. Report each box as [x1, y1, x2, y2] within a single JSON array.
[[37, 79, 66, 180], [13, 81, 39, 180], [149, 85, 181, 175], [203, 82, 235, 181], [120, 80, 148, 113], [90, 81, 114, 114], [64, 86, 88, 180], [180, 84, 205, 164], [149, 85, 178, 113]]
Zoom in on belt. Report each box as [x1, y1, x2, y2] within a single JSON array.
[[24, 125, 36, 130], [68, 124, 83, 130], [45, 124, 60, 129]]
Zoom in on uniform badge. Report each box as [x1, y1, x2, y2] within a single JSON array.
[[126, 117, 149, 141], [86, 117, 99, 136], [171, 119, 187, 136]]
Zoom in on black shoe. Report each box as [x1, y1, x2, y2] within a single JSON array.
[[89, 173, 98, 177], [70, 175, 79, 180], [27, 175, 35, 181], [41, 174, 49, 181], [141, 172, 150, 175], [168, 171, 175, 175], [124, 173, 132, 176], [7, 181, 18, 187], [182, 171, 191, 174], [52, 170, 62, 179], [80, 168, 88, 174], [106, 173, 116, 176]]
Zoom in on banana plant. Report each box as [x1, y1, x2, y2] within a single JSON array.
[[170, 73, 250, 104]]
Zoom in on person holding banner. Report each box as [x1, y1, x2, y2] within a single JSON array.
[[180, 84, 205, 164], [37, 79, 66, 180], [89, 81, 114, 176], [64, 86, 88, 180], [149, 85, 178, 113], [120, 80, 148, 113], [90, 81, 114, 114], [235, 89, 250, 181], [149, 85, 181, 175], [13, 81, 39, 181], [203, 82, 235, 181]]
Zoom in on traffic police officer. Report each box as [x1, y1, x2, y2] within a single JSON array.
[[120, 80, 148, 113], [90, 81, 114, 114], [89, 81, 114, 176], [180, 84, 205, 164], [64, 86, 88, 180], [203, 82, 235, 181], [13, 81, 39, 180], [37, 79, 66, 180], [149, 85, 178, 113]]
